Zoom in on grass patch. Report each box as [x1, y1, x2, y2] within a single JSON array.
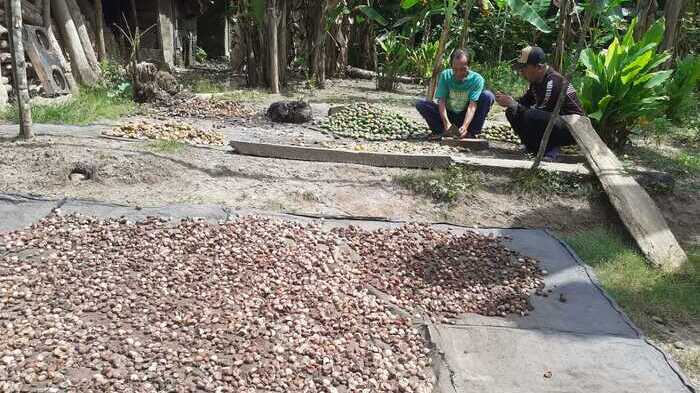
[[565, 228, 700, 330], [0, 87, 135, 125], [628, 146, 700, 178], [219, 89, 269, 103], [508, 169, 597, 197], [189, 79, 229, 94], [394, 165, 482, 203], [147, 139, 186, 153]]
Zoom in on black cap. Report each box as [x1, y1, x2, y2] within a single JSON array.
[[513, 46, 546, 69]]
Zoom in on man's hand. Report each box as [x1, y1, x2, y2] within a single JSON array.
[[495, 92, 516, 108], [443, 121, 453, 134], [459, 124, 470, 138]]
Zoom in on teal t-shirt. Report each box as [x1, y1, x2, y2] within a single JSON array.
[[435, 69, 485, 113]]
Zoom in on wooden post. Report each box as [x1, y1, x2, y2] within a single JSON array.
[[7, 0, 33, 139], [267, 1, 279, 93], [42, 0, 50, 27], [52, 0, 99, 85], [552, 0, 569, 72], [94, 0, 105, 61]]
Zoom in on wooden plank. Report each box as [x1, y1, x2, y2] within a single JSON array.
[[230, 140, 453, 169], [440, 137, 490, 151], [563, 114, 687, 271], [452, 155, 590, 175]]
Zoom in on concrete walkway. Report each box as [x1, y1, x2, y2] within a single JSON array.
[[0, 194, 694, 392]]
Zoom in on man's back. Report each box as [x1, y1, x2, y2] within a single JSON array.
[[518, 67, 585, 116]]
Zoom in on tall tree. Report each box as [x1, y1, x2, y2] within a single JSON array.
[[7, 0, 33, 139], [94, 0, 106, 61], [634, 0, 658, 40], [427, 0, 458, 99], [458, 0, 474, 49], [660, 0, 685, 66], [307, 0, 329, 87], [267, 0, 280, 93]]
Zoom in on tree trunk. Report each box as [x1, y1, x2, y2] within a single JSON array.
[[308, 0, 328, 88], [421, 12, 431, 45], [7, 0, 33, 139], [660, 0, 684, 66], [65, 0, 100, 74], [0, 0, 42, 25], [458, 0, 473, 49], [427, 7, 454, 99], [634, 0, 658, 40], [52, 0, 99, 85], [267, 1, 279, 93], [94, 0, 105, 61], [277, 0, 287, 86]]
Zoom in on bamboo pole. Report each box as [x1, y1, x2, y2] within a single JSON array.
[[267, 2, 279, 93], [65, 0, 100, 73], [7, 0, 33, 139]]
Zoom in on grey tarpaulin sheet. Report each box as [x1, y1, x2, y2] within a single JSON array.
[[0, 194, 694, 393]]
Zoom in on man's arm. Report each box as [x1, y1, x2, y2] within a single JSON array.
[[438, 98, 452, 131], [459, 101, 477, 137]]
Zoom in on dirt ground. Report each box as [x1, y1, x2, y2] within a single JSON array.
[[0, 76, 698, 387]]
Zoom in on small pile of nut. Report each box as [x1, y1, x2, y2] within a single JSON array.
[[333, 224, 544, 318], [105, 120, 225, 145], [153, 96, 257, 120], [320, 103, 429, 141], [482, 121, 520, 144], [0, 213, 544, 391]]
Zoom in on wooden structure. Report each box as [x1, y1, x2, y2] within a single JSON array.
[[563, 114, 687, 271]]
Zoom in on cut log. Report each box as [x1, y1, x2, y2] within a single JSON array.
[[52, 0, 98, 85], [346, 65, 420, 84], [65, 0, 100, 74], [563, 114, 687, 271], [0, 0, 43, 25], [157, 0, 175, 69], [46, 19, 78, 93]]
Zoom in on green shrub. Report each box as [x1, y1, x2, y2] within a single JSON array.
[[665, 54, 700, 124], [195, 47, 208, 63], [376, 33, 409, 91], [580, 18, 672, 150]]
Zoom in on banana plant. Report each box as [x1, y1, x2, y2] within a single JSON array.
[[579, 17, 673, 149]]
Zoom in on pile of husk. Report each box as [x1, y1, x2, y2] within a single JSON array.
[[320, 103, 429, 141], [105, 121, 225, 146]]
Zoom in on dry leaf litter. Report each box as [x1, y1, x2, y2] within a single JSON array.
[[0, 213, 544, 392], [151, 96, 257, 120], [105, 121, 225, 146]]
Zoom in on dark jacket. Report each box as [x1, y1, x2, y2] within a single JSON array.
[[517, 67, 585, 116]]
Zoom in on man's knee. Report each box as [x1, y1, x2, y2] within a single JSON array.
[[480, 90, 495, 106], [415, 99, 434, 112]]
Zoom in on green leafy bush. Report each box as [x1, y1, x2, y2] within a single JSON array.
[[407, 40, 441, 82], [195, 47, 208, 63], [665, 54, 700, 124], [99, 61, 132, 99], [580, 18, 672, 150], [376, 33, 409, 91]]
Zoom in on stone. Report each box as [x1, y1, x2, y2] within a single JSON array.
[[267, 101, 313, 124]]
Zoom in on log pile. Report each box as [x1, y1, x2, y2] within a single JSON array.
[[0, 0, 104, 104]]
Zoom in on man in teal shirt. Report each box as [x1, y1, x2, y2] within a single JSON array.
[[416, 49, 494, 139]]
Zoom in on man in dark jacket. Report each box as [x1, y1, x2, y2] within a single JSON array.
[[494, 46, 584, 160]]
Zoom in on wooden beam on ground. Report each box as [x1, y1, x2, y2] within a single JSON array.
[[440, 137, 490, 151], [563, 114, 687, 271], [451, 156, 590, 175], [230, 140, 453, 169]]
